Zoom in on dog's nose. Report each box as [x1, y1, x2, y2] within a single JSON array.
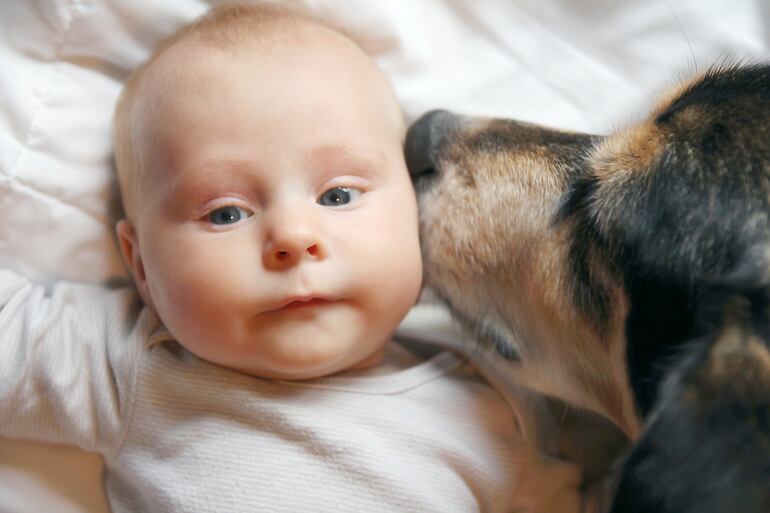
[[405, 109, 458, 181]]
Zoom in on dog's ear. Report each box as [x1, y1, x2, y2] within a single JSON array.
[[572, 65, 770, 287]]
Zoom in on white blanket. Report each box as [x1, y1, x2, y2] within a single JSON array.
[[1, 1, 767, 511]]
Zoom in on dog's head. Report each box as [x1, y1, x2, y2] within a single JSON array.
[[405, 64, 770, 434], [405, 110, 601, 346], [405, 110, 640, 433]]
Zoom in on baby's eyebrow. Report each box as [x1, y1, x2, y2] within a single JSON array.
[[307, 143, 386, 169], [169, 158, 256, 193]]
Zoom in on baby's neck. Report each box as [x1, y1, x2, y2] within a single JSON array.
[[336, 339, 438, 378]]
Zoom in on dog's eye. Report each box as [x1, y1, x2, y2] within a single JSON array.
[[478, 322, 519, 361]]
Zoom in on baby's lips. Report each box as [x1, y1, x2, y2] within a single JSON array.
[[265, 294, 338, 313]]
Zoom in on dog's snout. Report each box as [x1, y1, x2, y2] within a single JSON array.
[[405, 109, 458, 181]]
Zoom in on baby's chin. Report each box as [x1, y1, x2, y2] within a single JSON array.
[[208, 343, 388, 381]]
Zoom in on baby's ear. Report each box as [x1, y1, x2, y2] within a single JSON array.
[[116, 219, 153, 308]]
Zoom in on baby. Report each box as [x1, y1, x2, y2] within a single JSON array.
[[0, 5, 583, 512]]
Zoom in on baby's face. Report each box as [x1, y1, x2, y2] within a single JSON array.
[[124, 29, 422, 379]]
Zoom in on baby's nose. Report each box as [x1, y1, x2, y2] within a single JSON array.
[[263, 220, 325, 270]]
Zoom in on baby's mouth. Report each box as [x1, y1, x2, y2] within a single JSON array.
[[280, 298, 331, 310], [267, 296, 336, 314]]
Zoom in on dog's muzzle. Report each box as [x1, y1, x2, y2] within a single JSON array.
[[405, 109, 460, 183]]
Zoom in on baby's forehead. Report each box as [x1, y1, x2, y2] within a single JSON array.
[[147, 18, 365, 81], [139, 24, 384, 114], [126, 18, 403, 165], [136, 24, 402, 133]]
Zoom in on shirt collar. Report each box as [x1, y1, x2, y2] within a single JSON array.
[[146, 317, 175, 348]]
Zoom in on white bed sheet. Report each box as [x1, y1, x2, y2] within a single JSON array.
[[1, 1, 767, 511]]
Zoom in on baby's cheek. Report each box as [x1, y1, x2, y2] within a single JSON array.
[[150, 268, 202, 334], [145, 250, 217, 332], [362, 225, 422, 320]]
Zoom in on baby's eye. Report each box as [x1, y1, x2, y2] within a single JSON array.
[[208, 205, 253, 225], [317, 187, 363, 207]]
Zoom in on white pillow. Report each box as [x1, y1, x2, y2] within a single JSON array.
[[1, 1, 767, 512]]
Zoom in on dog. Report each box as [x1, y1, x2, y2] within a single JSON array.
[[405, 63, 770, 512]]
